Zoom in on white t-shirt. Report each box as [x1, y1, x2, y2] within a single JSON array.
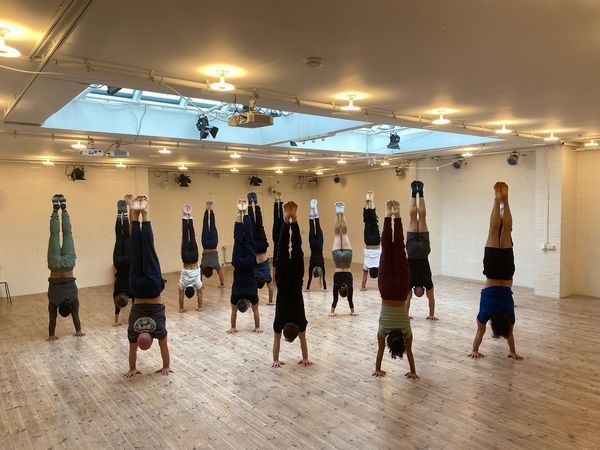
[[363, 247, 382, 270], [179, 267, 203, 289]]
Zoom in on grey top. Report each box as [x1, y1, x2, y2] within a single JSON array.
[[406, 232, 431, 260], [332, 249, 353, 269]]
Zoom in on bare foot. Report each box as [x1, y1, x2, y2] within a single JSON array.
[[328, 312, 337, 317], [206, 201, 213, 210], [73, 331, 85, 337], [267, 301, 275, 306], [499, 182, 509, 200], [350, 311, 359, 316], [113, 322, 121, 327], [366, 191, 374, 202], [275, 191, 282, 201], [131, 196, 142, 211], [182, 204, 192, 217], [385, 200, 394, 217], [392, 200, 400, 218], [494, 182, 503, 199], [139, 195, 149, 211], [46, 335, 59, 342], [284, 201, 298, 222], [237, 199, 248, 212]]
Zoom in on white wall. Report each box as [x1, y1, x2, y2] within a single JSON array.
[[575, 151, 600, 297], [0, 163, 144, 296], [440, 152, 537, 288]]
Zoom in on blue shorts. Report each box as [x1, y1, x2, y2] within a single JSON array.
[[254, 260, 272, 284], [477, 286, 515, 324]]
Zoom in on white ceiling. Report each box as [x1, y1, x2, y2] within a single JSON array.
[[0, 0, 598, 172]]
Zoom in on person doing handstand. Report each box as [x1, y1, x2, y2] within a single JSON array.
[[330, 202, 356, 316], [272, 201, 312, 368], [124, 195, 171, 378], [373, 200, 418, 380], [469, 182, 522, 361], [228, 199, 263, 334], [361, 191, 381, 291], [178, 204, 203, 312], [200, 201, 225, 287], [247, 192, 274, 305], [306, 198, 327, 291], [113, 198, 134, 326]]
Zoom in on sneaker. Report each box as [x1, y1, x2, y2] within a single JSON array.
[[310, 198, 318, 209], [335, 201, 345, 214], [410, 181, 419, 197], [57, 194, 67, 210], [117, 200, 127, 214], [416, 181, 424, 196], [247, 192, 257, 204], [52, 194, 61, 210]]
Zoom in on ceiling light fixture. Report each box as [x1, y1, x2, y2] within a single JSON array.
[[461, 151, 473, 157], [275, 169, 283, 174], [495, 124, 512, 134], [506, 152, 519, 166], [71, 141, 86, 150], [340, 95, 361, 112], [159, 147, 171, 154], [315, 170, 324, 175], [544, 133, 559, 142], [178, 164, 188, 171], [230, 152, 241, 159], [289, 155, 299, 162], [116, 162, 126, 168], [42, 160, 54, 166], [432, 112, 450, 125], [196, 115, 219, 139], [584, 139, 599, 148], [230, 167, 239, 173], [337, 158, 347, 164], [0, 27, 21, 58], [209, 69, 235, 92], [380, 160, 390, 166]]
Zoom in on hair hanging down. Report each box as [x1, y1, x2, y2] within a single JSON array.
[[386, 329, 406, 359], [369, 267, 379, 279], [257, 277, 266, 289], [490, 312, 512, 339], [283, 322, 300, 342], [202, 266, 214, 278], [312, 266, 322, 278], [338, 284, 349, 298], [115, 292, 130, 308], [184, 286, 195, 298], [58, 300, 73, 317], [237, 298, 249, 313]]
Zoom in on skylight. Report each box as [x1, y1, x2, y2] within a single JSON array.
[[42, 85, 502, 154]]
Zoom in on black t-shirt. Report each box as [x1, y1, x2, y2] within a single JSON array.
[[408, 258, 433, 290], [273, 289, 307, 333]]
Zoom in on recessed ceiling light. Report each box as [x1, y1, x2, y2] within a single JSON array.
[[289, 155, 299, 162], [544, 133, 559, 142], [209, 69, 235, 91], [42, 160, 54, 166], [337, 158, 347, 164], [315, 170, 324, 175], [71, 141, 86, 149], [230, 167, 239, 173], [275, 168, 283, 174], [432, 113, 450, 125], [178, 164, 188, 171], [230, 152, 241, 159], [461, 151, 473, 157], [584, 139, 599, 148], [495, 124, 512, 134], [159, 147, 171, 154], [340, 95, 361, 112], [380, 160, 390, 166], [116, 162, 126, 168], [0, 28, 21, 58]]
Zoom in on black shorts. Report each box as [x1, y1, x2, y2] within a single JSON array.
[[127, 303, 167, 343], [408, 258, 434, 290], [483, 247, 515, 280], [406, 232, 431, 259]]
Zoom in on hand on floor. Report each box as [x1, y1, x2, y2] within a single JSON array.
[[272, 360, 284, 368], [426, 315, 439, 321], [254, 327, 264, 333], [372, 370, 386, 377], [46, 335, 59, 342], [468, 351, 485, 359], [298, 359, 313, 366], [73, 331, 85, 337], [227, 328, 238, 334], [123, 369, 141, 379], [405, 372, 419, 380], [508, 352, 524, 360], [155, 367, 172, 376]]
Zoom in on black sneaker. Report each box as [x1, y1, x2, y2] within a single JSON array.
[[117, 200, 127, 214], [247, 192, 257, 204], [51, 194, 61, 210], [416, 181, 425, 197], [57, 194, 67, 210], [410, 181, 419, 197]]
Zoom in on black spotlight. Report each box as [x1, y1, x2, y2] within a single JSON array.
[[387, 132, 400, 150], [249, 176, 263, 187], [196, 115, 219, 139], [176, 173, 191, 187], [70, 166, 86, 181], [507, 152, 519, 166], [452, 159, 463, 169], [290, 141, 298, 147], [333, 175, 342, 184], [107, 86, 122, 96]]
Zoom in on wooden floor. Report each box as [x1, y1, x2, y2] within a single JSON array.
[[1, 263, 599, 450]]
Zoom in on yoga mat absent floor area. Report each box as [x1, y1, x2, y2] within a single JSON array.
[[1, 263, 598, 449]]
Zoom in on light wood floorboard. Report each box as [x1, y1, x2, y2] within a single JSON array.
[[1, 262, 599, 449]]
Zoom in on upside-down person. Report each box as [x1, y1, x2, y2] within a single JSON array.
[[200, 201, 225, 287], [248, 192, 274, 305], [306, 198, 327, 292], [178, 204, 203, 312], [361, 191, 381, 291], [330, 202, 357, 316]]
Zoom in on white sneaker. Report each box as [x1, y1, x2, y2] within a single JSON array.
[[310, 198, 318, 209], [335, 202, 345, 214]]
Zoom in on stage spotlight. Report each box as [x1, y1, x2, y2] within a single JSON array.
[[507, 152, 519, 166], [196, 115, 219, 139], [176, 173, 191, 187], [69, 166, 86, 181], [107, 86, 122, 96], [395, 166, 405, 177], [387, 132, 400, 150], [249, 175, 263, 186], [333, 175, 342, 184], [452, 159, 463, 169], [290, 141, 298, 147]]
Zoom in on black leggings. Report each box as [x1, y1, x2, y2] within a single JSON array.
[[363, 208, 381, 246], [130, 221, 164, 299], [249, 204, 269, 254], [272, 202, 284, 267], [201, 210, 218, 249], [114, 217, 131, 315], [181, 219, 199, 264]]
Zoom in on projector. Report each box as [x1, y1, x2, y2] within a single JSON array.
[[107, 150, 130, 158], [228, 111, 274, 128], [80, 148, 104, 157]]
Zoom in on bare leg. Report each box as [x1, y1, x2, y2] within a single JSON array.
[[155, 337, 171, 375], [500, 188, 512, 249], [217, 268, 225, 287], [178, 289, 185, 313], [418, 197, 429, 232], [426, 288, 438, 320], [360, 269, 368, 291], [409, 197, 418, 232], [267, 281, 274, 305], [252, 303, 263, 333], [196, 289, 203, 311], [227, 304, 238, 333], [405, 291, 413, 318], [486, 184, 503, 248]]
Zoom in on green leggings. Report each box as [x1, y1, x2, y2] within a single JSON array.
[[48, 210, 76, 272]]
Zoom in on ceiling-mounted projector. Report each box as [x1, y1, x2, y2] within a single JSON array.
[[80, 148, 104, 157], [228, 111, 274, 128], [107, 150, 130, 158]]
